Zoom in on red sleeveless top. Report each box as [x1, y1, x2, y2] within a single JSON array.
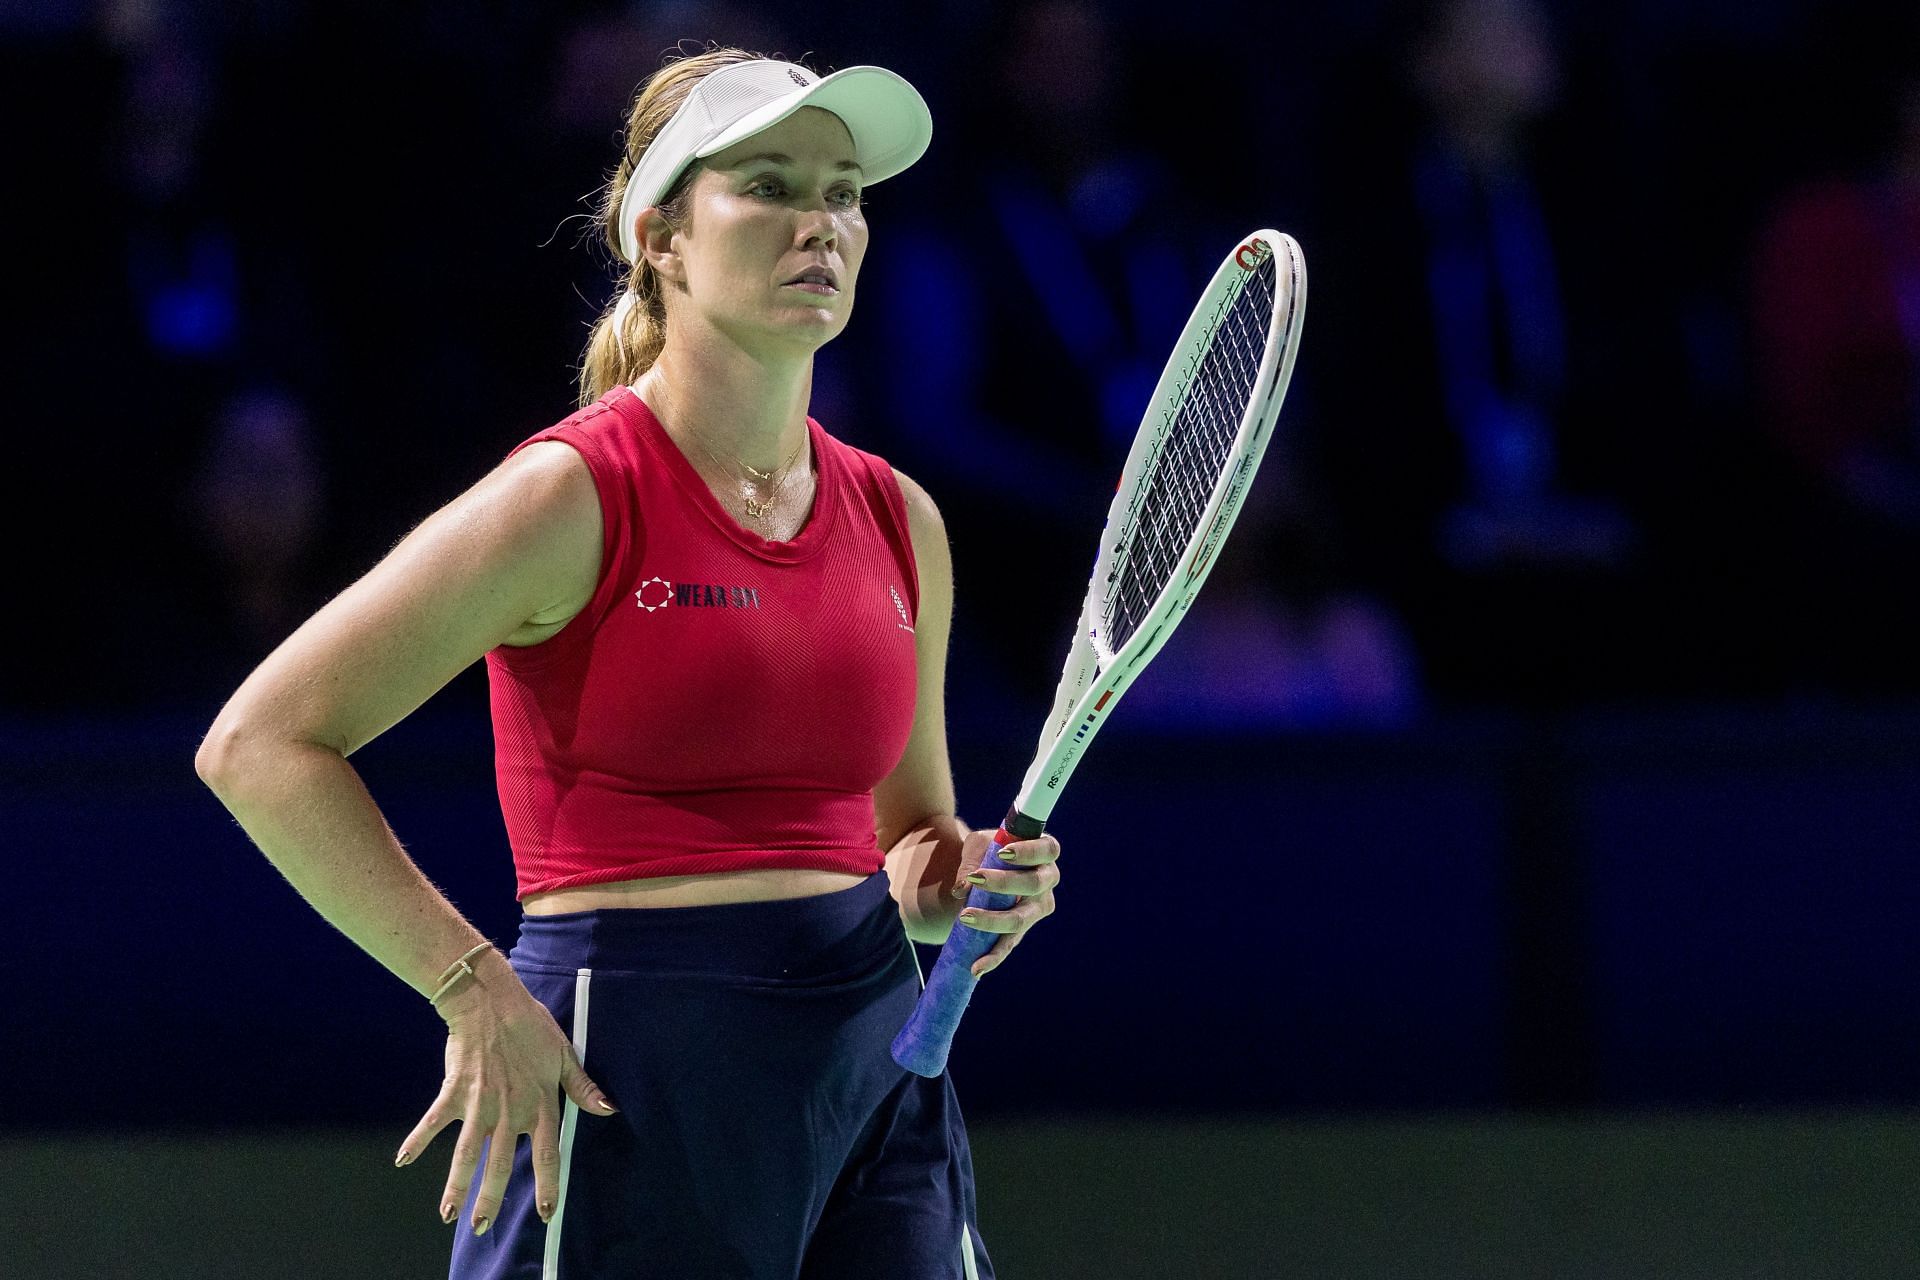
[[483, 385, 922, 901]]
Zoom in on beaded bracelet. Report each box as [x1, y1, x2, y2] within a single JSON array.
[[429, 942, 494, 1007]]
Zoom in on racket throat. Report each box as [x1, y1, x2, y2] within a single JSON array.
[[998, 805, 1047, 843]]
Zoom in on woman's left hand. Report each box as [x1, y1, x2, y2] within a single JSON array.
[[950, 829, 1061, 978]]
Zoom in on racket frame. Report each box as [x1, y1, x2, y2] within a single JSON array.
[[1013, 230, 1308, 825], [890, 229, 1308, 1079]]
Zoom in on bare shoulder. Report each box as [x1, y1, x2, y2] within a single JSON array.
[[492, 439, 603, 631], [199, 434, 606, 763], [890, 467, 951, 624], [888, 467, 946, 542], [503, 437, 596, 506]]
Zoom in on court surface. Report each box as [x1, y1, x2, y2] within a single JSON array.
[[9, 1107, 1917, 1278]]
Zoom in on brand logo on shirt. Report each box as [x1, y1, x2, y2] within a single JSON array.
[[889, 585, 914, 633], [636, 576, 674, 612], [633, 576, 764, 612]]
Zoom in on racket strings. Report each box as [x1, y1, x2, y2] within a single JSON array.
[[1105, 252, 1278, 649]]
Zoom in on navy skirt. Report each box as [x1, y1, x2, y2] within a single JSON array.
[[446, 869, 995, 1279]]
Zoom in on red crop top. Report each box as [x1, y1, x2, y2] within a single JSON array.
[[483, 385, 922, 901]]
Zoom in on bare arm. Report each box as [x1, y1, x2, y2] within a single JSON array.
[[196, 438, 624, 1233], [874, 468, 975, 945], [203, 739, 506, 1008], [193, 439, 601, 1014], [877, 469, 1067, 971]]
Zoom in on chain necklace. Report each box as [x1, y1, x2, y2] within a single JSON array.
[[689, 429, 808, 522]]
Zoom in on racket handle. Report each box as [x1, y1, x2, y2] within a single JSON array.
[[892, 807, 1043, 1077]]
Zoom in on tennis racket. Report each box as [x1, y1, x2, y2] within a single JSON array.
[[891, 229, 1309, 1078]]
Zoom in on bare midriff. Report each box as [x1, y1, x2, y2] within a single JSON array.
[[521, 866, 872, 914]]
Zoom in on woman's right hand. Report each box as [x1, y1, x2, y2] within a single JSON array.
[[393, 972, 619, 1235]]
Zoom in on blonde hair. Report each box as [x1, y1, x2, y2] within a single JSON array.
[[577, 45, 808, 409]]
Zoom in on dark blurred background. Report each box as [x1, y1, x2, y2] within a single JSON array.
[[4, 0, 1919, 1275]]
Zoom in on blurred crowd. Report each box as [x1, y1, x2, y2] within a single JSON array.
[[9, 0, 1920, 726]]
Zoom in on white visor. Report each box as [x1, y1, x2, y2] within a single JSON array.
[[616, 58, 933, 266]]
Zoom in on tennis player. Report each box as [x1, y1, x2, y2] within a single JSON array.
[[195, 48, 1062, 1278]]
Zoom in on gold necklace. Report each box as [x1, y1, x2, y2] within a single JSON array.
[[690, 430, 808, 522]]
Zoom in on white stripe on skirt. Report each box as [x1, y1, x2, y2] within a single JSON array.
[[543, 968, 593, 1280], [907, 931, 928, 990]]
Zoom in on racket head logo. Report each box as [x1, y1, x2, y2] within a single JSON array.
[[1235, 237, 1272, 271]]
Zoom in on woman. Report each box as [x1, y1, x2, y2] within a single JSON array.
[[194, 48, 1060, 1278]]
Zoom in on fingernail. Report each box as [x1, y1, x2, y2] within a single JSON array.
[[539, 1200, 554, 1220], [965, 873, 987, 884], [475, 1215, 491, 1236], [394, 1149, 411, 1168], [597, 1097, 617, 1112], [441, 1203, 456, 1225], [960, 912, 980, 925]]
